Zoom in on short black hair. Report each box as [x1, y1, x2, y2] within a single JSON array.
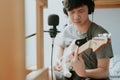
[[62, 0, 95, 15]]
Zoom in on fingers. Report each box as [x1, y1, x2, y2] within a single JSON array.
[[73, 46, 80, 61], [54, 65, 61, 71], [71, 47, 83, 64], [74, 46, 79, 58], [54, 65, 62, 71], [54, 60, 63, 71]]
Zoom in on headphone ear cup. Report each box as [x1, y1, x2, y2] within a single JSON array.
[[88, 0, 95, 14], [63, 8, 68, 16]]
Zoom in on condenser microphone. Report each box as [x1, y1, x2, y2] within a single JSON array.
[[44, 14, 60, 38], [46, 14, 60, 80], [48, 14, 59, 27]]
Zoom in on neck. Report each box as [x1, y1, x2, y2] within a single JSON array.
[[76, 20, 91, 34]]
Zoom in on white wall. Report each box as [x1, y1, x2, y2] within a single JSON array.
[[93, 8, 120, 60], [25, 0, 36, 68], [25, 0, 120, 70]]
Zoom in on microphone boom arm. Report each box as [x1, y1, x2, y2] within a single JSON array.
[[44, 26, 60, 38]]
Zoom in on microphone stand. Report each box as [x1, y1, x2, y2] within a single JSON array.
[[44, 27, 60, 80]]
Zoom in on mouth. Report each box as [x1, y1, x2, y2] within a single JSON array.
[[74, 21, 81, 24]]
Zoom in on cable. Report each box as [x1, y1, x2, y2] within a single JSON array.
[[92, 12, 94, 22], [92, 0, 94, 22], [51, 38, 54, 80]]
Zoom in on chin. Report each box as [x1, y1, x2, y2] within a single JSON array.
[[74, 22, 82, 26]]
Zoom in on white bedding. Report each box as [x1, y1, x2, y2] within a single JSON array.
[[109, 56, 120, 80]]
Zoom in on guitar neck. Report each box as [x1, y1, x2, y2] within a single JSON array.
[[77, 40, 91, 55]]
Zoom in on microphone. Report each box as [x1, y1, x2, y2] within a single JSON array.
[[48, 14, 59, 27], [44, 14, 60, 80], [44, 14, 60, 38]]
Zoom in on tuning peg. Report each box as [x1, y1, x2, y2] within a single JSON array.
[[98, 33, 111, 38], [107, 33, 111, 38], [98, 34, 103, 37], [103, 33, 111, 38], [103, 33, 108, 37]]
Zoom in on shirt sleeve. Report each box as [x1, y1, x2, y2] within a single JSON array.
[[96, 40, 113, 59], [55, 32, 66, 48], [55, 25, 74, 48], [91, 23, 114, 59]]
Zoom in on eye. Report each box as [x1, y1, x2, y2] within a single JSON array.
[[78, 9, 85, 13], [69, 11, 74, 15]]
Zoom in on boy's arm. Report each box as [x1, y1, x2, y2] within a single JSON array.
[[56, 46, 64, 60], [86, 58, 110, 79], [54, 46, 64, 71]]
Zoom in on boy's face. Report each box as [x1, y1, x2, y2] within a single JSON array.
[[68, 5, 89, 26]]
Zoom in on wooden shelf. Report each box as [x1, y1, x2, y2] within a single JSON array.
[[95, 0, 120, 8], [26, 68, 49, 80], [38, 0, 48, 8]]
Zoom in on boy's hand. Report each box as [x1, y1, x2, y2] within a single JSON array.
[[54, 60, 63, 71], [71, 51, 86, 77]]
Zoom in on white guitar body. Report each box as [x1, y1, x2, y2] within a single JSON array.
[[61, 34, 110, 78], [62, 40, 77, 78]]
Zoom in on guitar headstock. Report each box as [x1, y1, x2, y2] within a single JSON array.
[[90, 33, 111, 52]]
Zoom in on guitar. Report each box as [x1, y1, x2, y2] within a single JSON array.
[[61, 36, 110, 78]]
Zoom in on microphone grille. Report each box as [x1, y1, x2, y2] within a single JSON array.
[[48, 14, 59, 26]]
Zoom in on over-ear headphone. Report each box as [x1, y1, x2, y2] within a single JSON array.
[[62, 0, 95, 16], [88, 0, 95, 14], [63, 7, 68, 16]]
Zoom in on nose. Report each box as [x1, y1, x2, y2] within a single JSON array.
[[74, 13, 80, 20]]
